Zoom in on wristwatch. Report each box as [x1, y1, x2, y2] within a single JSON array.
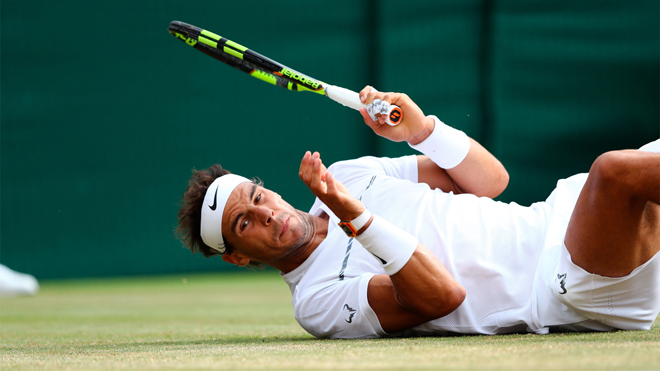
[[338, 209, 372, 237]]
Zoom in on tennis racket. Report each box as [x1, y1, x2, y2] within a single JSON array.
[[167, 21, 403, 126]]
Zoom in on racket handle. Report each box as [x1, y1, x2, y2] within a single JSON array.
[[325, 85, 403, 126]]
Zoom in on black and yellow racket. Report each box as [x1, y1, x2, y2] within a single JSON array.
[[168, 21, 402, 126]]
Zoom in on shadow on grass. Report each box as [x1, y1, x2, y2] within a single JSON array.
[[8, 325, 658, 355], [69, 335, 322, 351], [85, 328, 660, 350]]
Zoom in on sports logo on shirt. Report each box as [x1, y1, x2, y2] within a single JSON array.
[[556, 273, 568, 295], [343, 304, 357, 323]]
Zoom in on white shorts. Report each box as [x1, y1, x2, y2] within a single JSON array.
[[546, 139, 660, 331], [549, 244, 660, 331], [533, 162, 660, 332]]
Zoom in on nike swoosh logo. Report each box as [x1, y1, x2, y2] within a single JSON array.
[[371, 252, 387, 265], [209, 187, 218, 210]]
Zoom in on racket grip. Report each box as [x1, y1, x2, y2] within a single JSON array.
[[325, 85, 403, 126]]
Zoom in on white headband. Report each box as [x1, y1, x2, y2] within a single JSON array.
[[200, 174, 251, 253]]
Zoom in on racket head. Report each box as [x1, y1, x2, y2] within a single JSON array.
[[168, 21, 326, 95]]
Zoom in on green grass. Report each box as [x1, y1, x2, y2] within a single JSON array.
[[1, 271, 658, 370]]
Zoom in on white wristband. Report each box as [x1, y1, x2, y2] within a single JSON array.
[[351, 208, 372, 232], [409, 115, 470, 169], [355, 215, 418, 276]]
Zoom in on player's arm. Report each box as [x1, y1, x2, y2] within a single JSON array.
[[299, 152, 466, 334], [359, 87, 509, 199], [366, 248, 465, 333]]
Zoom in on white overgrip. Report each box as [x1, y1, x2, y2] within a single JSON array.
[[324, 85, 364, 111], [325, 85, 403, 126]]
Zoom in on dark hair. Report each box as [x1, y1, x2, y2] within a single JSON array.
[[176, 165, 264, 268], [176, 164, 234, 258]]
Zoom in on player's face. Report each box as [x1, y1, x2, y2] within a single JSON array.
[[221, 182, 309, 265]]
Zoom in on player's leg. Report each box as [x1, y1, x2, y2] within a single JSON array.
[[565, 148, 660, 277]]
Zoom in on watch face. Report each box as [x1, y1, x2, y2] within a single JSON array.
[[339, 222, 357, 237]]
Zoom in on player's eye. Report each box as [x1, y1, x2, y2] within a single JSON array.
[[241, 219, 249, 230], [255, 193, 262, 203]]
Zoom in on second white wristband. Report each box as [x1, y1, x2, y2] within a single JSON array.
[[409, 115, 470, 169], [355, 215, 418, 276]]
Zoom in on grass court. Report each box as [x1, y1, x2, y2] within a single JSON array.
[[1, 271, 658, 370]]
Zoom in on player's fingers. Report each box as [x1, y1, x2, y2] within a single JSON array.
[[326, 172, 359, 211], [310, 152, 327, 174], [362, 110, 396, 138], [362, 110, 383, 131], [309, 155, 327, 195], [359, 107, 379, 126], [324, 171, 338, 197], [359, 86, 382, 104], [325, 171, 349, 196], [298, 151, 312, 181], [299, 151, 321, 187], [387, 92, 410, 108], [380, 93, 395, 105], [324, 172, 346, 206], [359, 86, 373, 103], [364, 89, 385, 106]]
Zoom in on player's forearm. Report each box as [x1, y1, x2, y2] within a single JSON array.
[[366, 243, 465, 333], [357, 215, 465, 325], [391, 245, 466, 319], [445, 139, 509, 198], [413, 119, 509, 198]]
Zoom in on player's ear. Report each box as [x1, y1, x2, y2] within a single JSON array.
[[221, 251, 251, 267]]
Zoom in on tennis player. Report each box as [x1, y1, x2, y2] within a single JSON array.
[[176, 87, 660, 338]]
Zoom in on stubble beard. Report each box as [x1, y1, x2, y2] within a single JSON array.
[[291, 209, 315, 251], [244, 208, 320, 269], [272, 209, 316, 264]]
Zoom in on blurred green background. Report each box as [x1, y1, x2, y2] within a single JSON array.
[[2, 0, 658, 279]]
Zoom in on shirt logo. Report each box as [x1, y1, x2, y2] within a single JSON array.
[[343, 304, 357, 323], [556, 273, 568, 295]]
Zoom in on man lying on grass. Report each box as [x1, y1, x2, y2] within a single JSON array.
[[176, 86, 660, 338]]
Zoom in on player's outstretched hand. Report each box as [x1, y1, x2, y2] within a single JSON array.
[[298, 151, 364, 221], [358, 86, 435, 145]]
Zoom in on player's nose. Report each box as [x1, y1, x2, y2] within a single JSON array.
[[251, 205, 274, 225]]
